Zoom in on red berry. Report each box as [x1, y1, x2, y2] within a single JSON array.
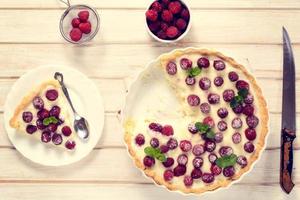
[[191, 169, 202, 179], [164, 169, 174, 181], [202, 173, 215, 183], [163, 157, 174, 168], [179, 140, 192, 152], [79, 21, 92, 34], [160, 145, 169, 153], [166, 61, 177, 75], [52, 133, 62, 145], [244, 142, 255, 153], [187, 94, 200, 106], [156, 30, 167, 40], [78, 10, 90, 22], [151, 1, 163, 12], [236, 80, 249, 90], [203, 116, 215, 128], [211, 164, 222, 175], [160, 22, 169, 31], [62, 126, 72, 137], [135, 134, 145, 146], [183, 175, 193, 187], [148, 21, 160, 33], [143, 156, 155, 167], [149, 122, 163, 132], [162, 125, 174, 136], [166, 26, 179, 39], [65, 140, 76, 150], [245, 128, 257, 141], [161, 10, 173, 22], [162, 0, 170, 6], [146, 9, 158, 22], [181, 8, 190, 20], [176, 18, 187, 30], [243, 105, 254, 116], [46, 89, 58, 101], [71, 18, 81, 28], [168, 1, 182, 14], [69, 28, 82, 42]]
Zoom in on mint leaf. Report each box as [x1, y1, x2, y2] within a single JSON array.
[[235, 95, 243, 103], [144, 146, 166, 162], [187, 67, 201, 77], [230, 98, 238, 108], [238, 88, 248, 98], [230, 95, 243, 108], [157, 154, 167, 162], [43, 116, 58, 126], [195, 122, 209, 133], [144, 146, 159, 157], [206, 130, 215, 139], [216, 154, 238, 168]]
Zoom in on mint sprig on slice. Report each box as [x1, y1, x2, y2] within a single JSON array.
[[216, 154, 238, 168], [187, 67, 201, 77], [43, 116, 58, 126], [144, 146, 166, 162]]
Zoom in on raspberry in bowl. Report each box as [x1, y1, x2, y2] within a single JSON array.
[[145, 0, 191, 43], [60, 5, 100, 44]]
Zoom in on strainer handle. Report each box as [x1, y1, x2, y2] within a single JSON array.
[[59, 0, 71, 7]]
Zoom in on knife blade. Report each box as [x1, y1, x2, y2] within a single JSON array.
[[280, 27, 296, 194]]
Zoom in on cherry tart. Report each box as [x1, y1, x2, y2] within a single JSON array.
[[10, 80, 76, 150], [124, 48, 269, 194]]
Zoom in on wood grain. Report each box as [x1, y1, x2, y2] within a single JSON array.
[[0, 10, 299, 44], [1, 0, 300, 9], [0, 148, 298, 184], [0, 0, 299, 198], [0, 183, 298, 200], [0, 44, 299, 78]]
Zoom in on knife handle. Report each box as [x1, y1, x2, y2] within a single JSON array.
[[280, 128, 296, 194]]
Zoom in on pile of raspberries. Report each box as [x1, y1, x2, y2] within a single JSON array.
[[146, 0, 190, 40]]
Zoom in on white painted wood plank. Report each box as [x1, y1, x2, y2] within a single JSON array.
[[0, 148, 298, 184], [0, 10, 299, 43], [0, 183, 298, 200], [0, 44, 299, 78], [0, 112, 299, 149], [1, 0, 300, 9]]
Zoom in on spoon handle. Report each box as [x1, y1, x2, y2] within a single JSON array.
[[54, 72, 77, 114]]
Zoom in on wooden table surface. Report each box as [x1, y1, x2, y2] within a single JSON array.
[[0, 0, 299, 199]]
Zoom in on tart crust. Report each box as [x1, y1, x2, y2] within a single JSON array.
[[9, 80, 60, 130], [124, 48, 269, 194]]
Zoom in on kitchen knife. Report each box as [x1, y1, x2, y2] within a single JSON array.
[[280, 27, 296, 194]]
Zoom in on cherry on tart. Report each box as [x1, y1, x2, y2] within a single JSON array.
[[124, 49, 268, 194], [9, 80, 77, 150]]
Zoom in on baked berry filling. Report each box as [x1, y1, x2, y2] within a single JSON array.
[[129, 52, 265, 191], [19, 87, 76, 150]]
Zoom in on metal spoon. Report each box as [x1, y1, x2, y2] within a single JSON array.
[[54, 72, 89, 140]]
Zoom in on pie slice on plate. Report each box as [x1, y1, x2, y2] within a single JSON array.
[[9, 79, 77, 150], [124, 48, 269, 194]]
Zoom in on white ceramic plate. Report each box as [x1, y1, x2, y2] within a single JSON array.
[[122, 47, 268, 195], [3, 66, 104, 166]]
